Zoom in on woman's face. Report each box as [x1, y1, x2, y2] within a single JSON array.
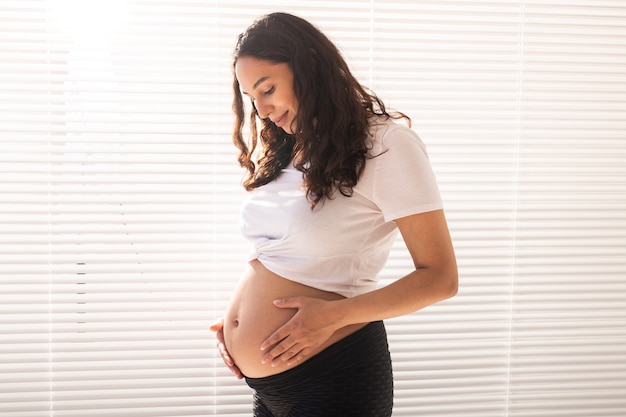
[[235, 56, 299, 134]]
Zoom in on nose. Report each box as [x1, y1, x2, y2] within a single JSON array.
[[254, 99, 272, 119]]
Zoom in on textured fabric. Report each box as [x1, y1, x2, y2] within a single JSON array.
[[245, 321, 393, 417], [240, 118, 442, 297]]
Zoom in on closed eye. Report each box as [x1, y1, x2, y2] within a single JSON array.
[[263, 86, 275, 96]]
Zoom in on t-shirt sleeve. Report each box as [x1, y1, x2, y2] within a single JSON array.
[[370, 124, 443, 222]]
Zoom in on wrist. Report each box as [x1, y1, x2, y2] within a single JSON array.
[[332, 297, 357, 328]]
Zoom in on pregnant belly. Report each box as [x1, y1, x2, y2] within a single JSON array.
[[223, 260, 366, 378]]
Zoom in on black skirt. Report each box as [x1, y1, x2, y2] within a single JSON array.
[[245, 320, 393, 417]]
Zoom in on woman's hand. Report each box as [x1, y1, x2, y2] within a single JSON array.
[[209, 317, 243, 379], [260, 297, 342, 367]]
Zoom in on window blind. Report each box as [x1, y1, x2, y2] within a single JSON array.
[[1, 1, 625, 416]]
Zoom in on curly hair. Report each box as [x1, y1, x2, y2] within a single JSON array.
[[232, 12, 409, 207]]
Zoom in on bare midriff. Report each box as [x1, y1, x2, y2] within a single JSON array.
[[223, 259, 367, 378]]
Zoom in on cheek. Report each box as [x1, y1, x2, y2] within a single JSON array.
[[284, 88, 297, 109], [290, 96, 299, 113]]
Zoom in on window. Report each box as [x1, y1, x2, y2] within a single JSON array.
[[1, 1, 625, 416]]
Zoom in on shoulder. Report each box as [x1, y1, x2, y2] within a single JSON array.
[[357, 117, 442, 220], [366, 116, 427, 158]]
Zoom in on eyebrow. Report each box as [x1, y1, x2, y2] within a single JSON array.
[[253, 76, 269, 90], [242, 76, 270, 96]]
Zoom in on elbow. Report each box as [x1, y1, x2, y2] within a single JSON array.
[[442, 249, 459, 299], [445, 268, 459, 299], [415, 263, 458, 303], [438, 263, 458, 301]]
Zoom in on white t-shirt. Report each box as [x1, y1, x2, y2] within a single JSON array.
[[240, 118, 443, 297]]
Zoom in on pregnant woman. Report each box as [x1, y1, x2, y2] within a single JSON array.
[[210, 12, 458, 417]]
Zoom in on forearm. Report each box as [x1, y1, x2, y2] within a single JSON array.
[[335, 265, 458, 328]]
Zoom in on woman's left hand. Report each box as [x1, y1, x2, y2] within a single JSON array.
[[260, 296, 342, 367]]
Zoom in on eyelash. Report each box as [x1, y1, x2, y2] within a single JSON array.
[[247, 86, 275, 105]]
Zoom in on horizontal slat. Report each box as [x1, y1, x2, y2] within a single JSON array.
[[1, 2, 626, 417]]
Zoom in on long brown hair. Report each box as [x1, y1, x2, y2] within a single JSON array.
[[232, 12, 408, 207]]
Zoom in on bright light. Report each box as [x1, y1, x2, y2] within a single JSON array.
[[49, 0, 127, 42]]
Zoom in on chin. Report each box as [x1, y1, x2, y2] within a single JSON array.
[[283, 121, 297, 135]]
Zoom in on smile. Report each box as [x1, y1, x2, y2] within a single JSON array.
[[272, 112, 287, 128]]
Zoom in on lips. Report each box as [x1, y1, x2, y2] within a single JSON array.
[[272, 112, 287, 128]]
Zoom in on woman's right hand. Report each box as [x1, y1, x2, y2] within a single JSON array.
[[210, 317, 243, 379]]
